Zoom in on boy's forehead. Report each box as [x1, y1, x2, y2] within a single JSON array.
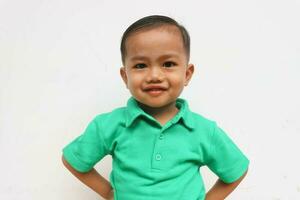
[[126, 25, 182, 42], [125, 25, 185, 57]]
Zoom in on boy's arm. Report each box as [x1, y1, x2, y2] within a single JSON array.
[[62, 155, 114, 200], [205, 169, 248, 200]]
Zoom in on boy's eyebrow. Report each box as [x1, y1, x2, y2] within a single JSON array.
[[129, 53, 180, 61], [129, 55, 148, 61]]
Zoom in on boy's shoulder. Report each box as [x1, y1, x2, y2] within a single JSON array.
[[92, 106, 127, 126], [188, 110, 217, 130]]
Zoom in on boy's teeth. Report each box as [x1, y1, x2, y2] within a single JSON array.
[[150, 89, 162, 91]]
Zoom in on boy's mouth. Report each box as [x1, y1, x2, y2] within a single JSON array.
[[143, 86, 167, 96], [145, 89, 165, 96]]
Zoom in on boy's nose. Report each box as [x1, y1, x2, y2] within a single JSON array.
[[146, 67, 164, 82]]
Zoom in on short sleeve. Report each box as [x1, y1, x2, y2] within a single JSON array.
[[62, 117, 109, 173], [206, 122, 249, 183]]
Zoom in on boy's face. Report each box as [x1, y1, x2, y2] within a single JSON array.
[[120, 25, 194, 110]]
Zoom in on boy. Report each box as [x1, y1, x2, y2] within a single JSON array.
[[62, 15, 249, 200]]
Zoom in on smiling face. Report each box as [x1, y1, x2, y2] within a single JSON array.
[[120, 25, 194, 111]]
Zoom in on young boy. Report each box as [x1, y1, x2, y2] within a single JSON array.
[[62, 15, 249, 200]]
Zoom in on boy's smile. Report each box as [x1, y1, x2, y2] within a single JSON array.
[[120, 25, 194, 115]]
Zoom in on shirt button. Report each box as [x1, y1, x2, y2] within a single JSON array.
[[159, 134, 164, 140], [155, 154, 162, 161]]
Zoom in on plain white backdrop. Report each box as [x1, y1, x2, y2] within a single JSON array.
[[1, 0, 299, 199]]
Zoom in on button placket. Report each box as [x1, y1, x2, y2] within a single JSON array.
[[159, 133, 164, 140], [151, 129, 167, 170]]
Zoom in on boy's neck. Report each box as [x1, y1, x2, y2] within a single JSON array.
[[137, 101, 179, 126]]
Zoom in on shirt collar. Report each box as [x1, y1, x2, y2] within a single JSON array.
[[125, 97, 195, 130]]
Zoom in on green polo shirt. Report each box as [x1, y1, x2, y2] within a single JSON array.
[[62, 97, 249, 200]]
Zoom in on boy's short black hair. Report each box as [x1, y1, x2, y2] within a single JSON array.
[[120, 15, 190, 64]]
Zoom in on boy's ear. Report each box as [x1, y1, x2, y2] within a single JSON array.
[[120, 66, 129, 88], [184, 64, 194, 86]]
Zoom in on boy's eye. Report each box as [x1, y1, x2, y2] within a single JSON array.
[[163, 61, 176, 68], [134, 63, 146, 69]]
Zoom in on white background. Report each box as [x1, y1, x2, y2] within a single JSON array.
[[1, 0, 299, 199]]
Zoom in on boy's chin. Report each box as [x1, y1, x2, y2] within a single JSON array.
[[135, 97, 177, 109]]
